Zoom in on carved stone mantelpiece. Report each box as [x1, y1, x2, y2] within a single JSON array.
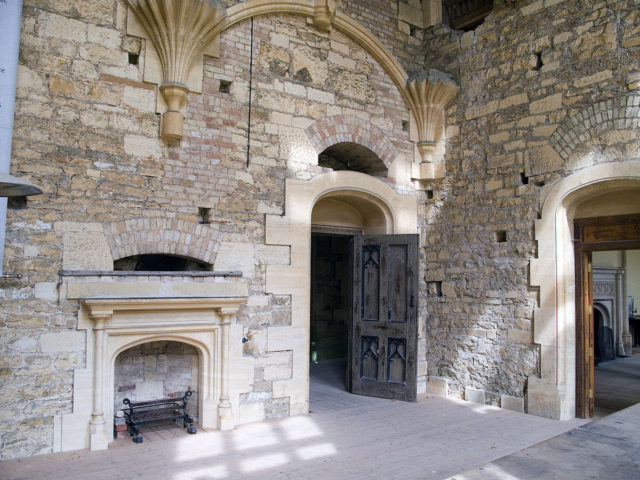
[[82, 296, 244, 450]]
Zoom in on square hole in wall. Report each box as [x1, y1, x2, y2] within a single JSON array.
[[495, 230, 507, 243], [7, 196, 27, 210], [426, 190, 434, 200], [128, 53, 139, 65], [402, 120, 409, 132], [198, 207, 211, 224], [428, 281, 442, 297], [219, 80, 232, 93]]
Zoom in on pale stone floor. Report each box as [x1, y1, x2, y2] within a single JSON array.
[[2, 357, 639, 480]]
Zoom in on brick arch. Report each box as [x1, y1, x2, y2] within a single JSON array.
[[105, 218, 220, 265], [550, 93, 640, 161], [305, 115, 399, 170]]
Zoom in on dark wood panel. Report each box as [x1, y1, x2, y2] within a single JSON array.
[[583, 223, 640, 243], [389, 244, 408, 323], [362, 246, 380, 322], [360, 336, 379, 381]]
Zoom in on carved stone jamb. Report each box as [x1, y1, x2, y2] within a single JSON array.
[[217, 306, 238, 431], [87, 307, 113, 451], [126, 0, 227, 145], [311, 0, 338, 31], [406, 69, 459, 180]]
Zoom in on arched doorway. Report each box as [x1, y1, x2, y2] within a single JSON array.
[[264, 171, 419, 415], [309, 191, 391, 402], [529, 161, 640, 420], [309, 186, 418, 403]]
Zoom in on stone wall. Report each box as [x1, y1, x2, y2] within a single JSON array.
[[2, 0, 415, 460], [114, 341, 199, 417], [2, 0, 638, 461], [421, 0, 640, 406]]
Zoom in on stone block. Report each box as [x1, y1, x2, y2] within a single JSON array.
[[124, 134, 164, 158], [284, 81, 306, 97], [308, 87, 335, 104], [9, 336, 38, 352], [87, 24, 121, 48], [263, 364, 292, 381], [527, 377, 562, 419], [501, 395, 524, 413], [62, 231, 113, 270], [398, 2, 423, 27], [327, 51, 356, 70], [123, 86, 156, 113], [134, 381, 163, 401], [574, 70, 612, 89], [39, 12, 87, 42], [239, 402, 266, 424], [213, 242, 255, 279], [465, 386, 486, 404], [530, 93, 563, 114], [35, 283, 58, 300], [427, 376, 448, 397], [39, 331, 85, 353]]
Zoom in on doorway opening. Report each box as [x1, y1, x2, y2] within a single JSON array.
[[590, 249, 640, 418], [309, 232, 354, 407], [574, 214, 640, 418]]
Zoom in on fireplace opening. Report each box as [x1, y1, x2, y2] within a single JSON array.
[[114, 254, 211, 271], [114, 341, 199, 438]]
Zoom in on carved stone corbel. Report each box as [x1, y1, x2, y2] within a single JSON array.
[[311, 0, 338, 31], [126, 0, 227, 145], [406, 69, 459, 179]]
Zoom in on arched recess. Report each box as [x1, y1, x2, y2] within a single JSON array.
[[306, 115, 399, 172], [111, 335, 210, 440], [221, 1, 414, 114], [264, 171, 417, 415], [528, 160, 640, 420]]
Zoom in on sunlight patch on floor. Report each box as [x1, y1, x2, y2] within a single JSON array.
[[174, 434, 226, 461], [173, 464, 229, 480], [240, 452, 290, 473], [232, 422, 279, 451], [279, 415, 324, 440], [295, 442, 337, 460]]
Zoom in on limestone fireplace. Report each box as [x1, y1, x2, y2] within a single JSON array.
[[55, 272, 251, 452]]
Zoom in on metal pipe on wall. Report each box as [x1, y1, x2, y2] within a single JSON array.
[[0, 0, 41, 275]]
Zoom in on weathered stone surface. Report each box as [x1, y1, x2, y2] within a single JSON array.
[[2, 0, 639, 461]]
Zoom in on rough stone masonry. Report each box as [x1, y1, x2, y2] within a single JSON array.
[[0, 0, 639, 461]]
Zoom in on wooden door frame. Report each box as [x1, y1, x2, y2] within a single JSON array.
[[573, 213, 640, 418]]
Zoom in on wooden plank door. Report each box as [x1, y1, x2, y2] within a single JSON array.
[[350, 234, 418, 401]]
